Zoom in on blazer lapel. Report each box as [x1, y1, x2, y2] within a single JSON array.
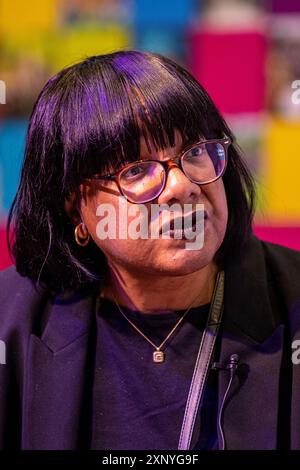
[[22, 289, 98, 450], [216, 234, 286, 449], [216, 326, 285, 450]]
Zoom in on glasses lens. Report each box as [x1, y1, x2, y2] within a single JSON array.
[[182, 142, 227, 183], [119, 161, 165, 203]]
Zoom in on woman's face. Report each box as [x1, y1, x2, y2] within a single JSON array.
[[76, 130, 228, 278]]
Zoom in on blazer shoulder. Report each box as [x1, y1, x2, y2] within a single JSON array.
[[257, 236, 300, 308], [0, 265, 45, 301], [0, 265, 50, 334], [259, 237, 300, 275]]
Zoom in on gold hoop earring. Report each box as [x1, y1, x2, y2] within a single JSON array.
[[74, 223, 90, 247]]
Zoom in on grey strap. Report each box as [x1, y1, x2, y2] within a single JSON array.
[[178, 270, 225, 450]]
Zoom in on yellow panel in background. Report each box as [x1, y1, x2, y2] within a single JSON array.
[[45, 24, 132, 71], [0, 0, 58, 39], [1, 34, 52, 64], [262, 117, 300, 223]]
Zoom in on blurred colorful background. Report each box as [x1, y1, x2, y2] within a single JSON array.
[[1, 0, 300, 270]]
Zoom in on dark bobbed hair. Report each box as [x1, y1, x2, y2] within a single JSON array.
[[7, 50, 256, 293]]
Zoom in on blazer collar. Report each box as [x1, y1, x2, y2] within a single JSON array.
[[22, 288, 99, 449], [40, 287, 99, 353]]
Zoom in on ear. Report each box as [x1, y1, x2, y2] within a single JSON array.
[[64, 190, 82, 226]]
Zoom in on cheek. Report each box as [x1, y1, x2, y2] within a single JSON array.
[[205, 179, 228, 217], [80, 198, 100, 237], [93, 221, 155, 270], [205, 181, 228, 233], [213, 181, 228, 215], [81, 194, 152, 254], [219, 186, 228, 222]]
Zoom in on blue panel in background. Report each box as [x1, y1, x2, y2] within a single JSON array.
[[133, 0, 197, 27], [134, 26, 186, 59], [0, 119, 27, 216]]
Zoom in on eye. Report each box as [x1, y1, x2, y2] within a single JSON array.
[[185, 145, 204, 158], [122, 164, 147, 180]]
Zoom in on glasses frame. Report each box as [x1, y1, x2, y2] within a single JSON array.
[[86, 136, 232, 204]]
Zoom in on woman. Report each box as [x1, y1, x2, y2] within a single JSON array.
[[1, 50, 300, 450]]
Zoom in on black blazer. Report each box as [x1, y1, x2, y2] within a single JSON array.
[[0, 234, 300, 449]]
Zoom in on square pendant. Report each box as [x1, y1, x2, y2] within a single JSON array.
[[153, 351, 165, 363]]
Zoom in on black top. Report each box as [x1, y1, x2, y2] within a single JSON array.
[[90, 297, 219, 450]]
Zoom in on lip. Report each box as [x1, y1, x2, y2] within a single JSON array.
[[159, 210, 208, 236]]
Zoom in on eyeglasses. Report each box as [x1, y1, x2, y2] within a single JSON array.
[[86, 136, 231, 204]]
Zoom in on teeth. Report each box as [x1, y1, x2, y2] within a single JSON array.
[[161, 211, 205, 235], [162, 223, 202, 239]]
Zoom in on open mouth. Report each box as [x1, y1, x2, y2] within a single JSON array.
[[159, 210, 207, 238]]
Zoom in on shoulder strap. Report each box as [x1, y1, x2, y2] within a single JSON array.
[[178, 270, 225, 450]]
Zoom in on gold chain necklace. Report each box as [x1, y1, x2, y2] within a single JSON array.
[[111, 292, 203, 363]]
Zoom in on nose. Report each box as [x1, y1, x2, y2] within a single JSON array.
[[157, 160, 202, 206]]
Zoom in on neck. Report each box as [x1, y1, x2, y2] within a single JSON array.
[[100, 261, 219, 314]]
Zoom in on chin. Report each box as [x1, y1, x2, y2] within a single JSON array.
[[156, 248, 215, 275]]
